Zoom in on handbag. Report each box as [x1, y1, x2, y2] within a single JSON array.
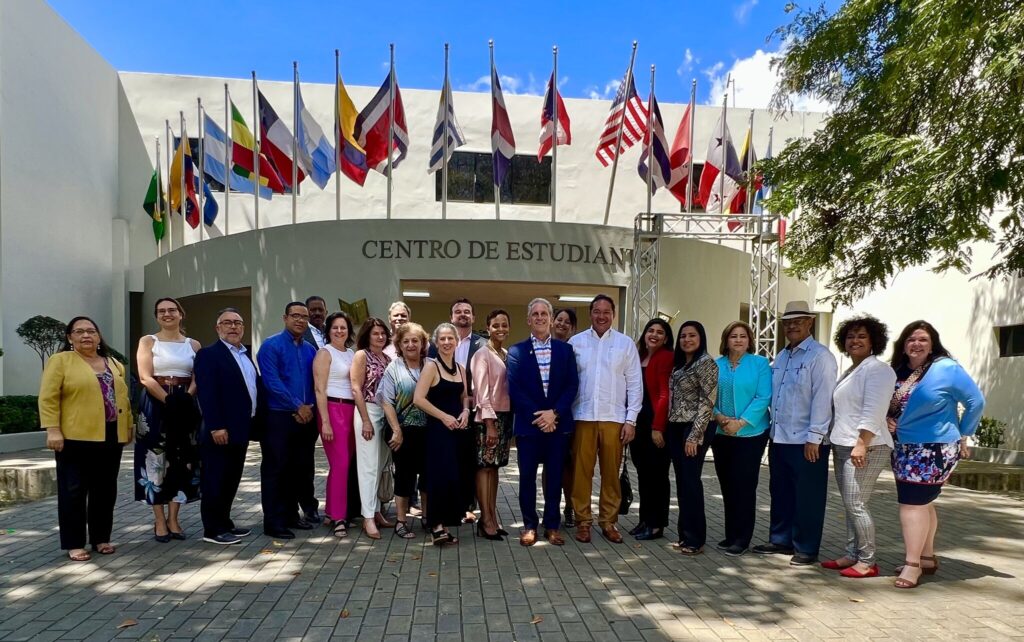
[[377, 444, 395, 504], [618, 452, 633, 515]]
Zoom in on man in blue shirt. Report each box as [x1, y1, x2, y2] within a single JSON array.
[[753, 301, 838, 566], [257, 302, 318, 539]]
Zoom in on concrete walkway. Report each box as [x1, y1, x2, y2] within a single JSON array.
[[0, 445, 1022, 641]]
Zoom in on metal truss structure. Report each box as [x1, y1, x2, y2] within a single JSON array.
[[629, 212, 783, 359]]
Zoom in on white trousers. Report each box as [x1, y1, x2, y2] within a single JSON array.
[[354, 402, 383, 518]]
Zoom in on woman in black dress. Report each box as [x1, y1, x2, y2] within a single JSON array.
[[413, 322, 470, 545]]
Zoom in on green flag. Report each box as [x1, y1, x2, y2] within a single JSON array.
[[143, 169, 166, 242]]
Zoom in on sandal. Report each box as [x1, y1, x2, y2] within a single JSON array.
[[896, 555, 938, 575], [679, 545, 704, 556], [394, 521, 417, 539], [330, 521, 348, 538], [431, 528, 459, 546], [68, 549, 91, 562], [894, 561, 922, 589], [92, 543, 115, 555]]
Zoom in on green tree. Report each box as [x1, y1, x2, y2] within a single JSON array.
[[764, 1, 1024, 303], [16, 316, 66, 369]]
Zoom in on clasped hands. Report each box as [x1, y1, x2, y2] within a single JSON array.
[[292, 404, 314, 425], [443, 408, 470, 431], [532, 409, 557, 433]]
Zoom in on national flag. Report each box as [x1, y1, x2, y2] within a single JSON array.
[[257, 89, 305, 190], [637, 92, 672, 192], [169, 131, 200, 228], [142, 169, 166, 242], [335, 71, 369, 186], [753, 132, 772, 215], [295, 82, 337, 189], [667, 102, 693, 206], [428, 71, 465, 173], [203, 114, 272, 200], [229, 101, 286, 193], [174, 135, 218, 227], [538, 72, 571, 162], [354, 69, 409, 174], [595, 72, 648, 167], [490, 61, 516, 187], [729, 125, 761, 214], [195, 174, 218, 226], [697, 114, 743, 214]]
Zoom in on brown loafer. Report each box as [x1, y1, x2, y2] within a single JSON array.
[[601, 525, 623, 543], [520, 529, 537, 546], [575, 524, 592, 543], [544, 529, 565, 546]]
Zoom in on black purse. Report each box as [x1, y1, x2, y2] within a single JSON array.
[[618, 452, 633, 515]]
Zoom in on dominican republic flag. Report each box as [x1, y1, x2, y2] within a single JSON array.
[[354, 69, 409, 174], [257, 89, 305, 190], [667, 101, 693, 206], [538, 72, 571, 162], [169, 128, 200, 228], [428, 71, 465, 173], [295, 82, 337, 189], [595, 70, 648, 167], [698, 113, 743, 214], [637, 92, 672, 192], [203, 114, 272, 200], [490, 60, 516, 187]]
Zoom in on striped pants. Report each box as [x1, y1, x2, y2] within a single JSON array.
[[832, 444, 891, 565]]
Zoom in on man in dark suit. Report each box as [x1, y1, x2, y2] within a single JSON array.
[[506, 297, 579, 546], [194, 308, 261, 545]]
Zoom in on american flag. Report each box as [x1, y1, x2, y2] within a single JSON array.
[[490, 60, 516, 187], [538, 73, 571, 162], [637, 92, 672, 192], [595, 71, 648, 167], [428, 72, 465, 173]]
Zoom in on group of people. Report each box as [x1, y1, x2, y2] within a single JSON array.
[[39, 293, 984, 590]]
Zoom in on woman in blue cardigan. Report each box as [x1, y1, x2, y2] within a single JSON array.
[[886, 321, 984, 589], [711, 321, 772, 556]]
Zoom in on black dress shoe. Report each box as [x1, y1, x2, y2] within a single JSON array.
[[752, 543, 795, 555], [288, 519, 315, 531], [634, 527, 664, 541], [229, 527, 252, 537], [628, 521, 647, 537], [716, 539, 731, 550], [264, 528, 295, 539], [304, 512, 323, 525], [724, 544, 748, 557], [169, 531, 186, 541], [154, 529, 171, 543], [790, 553, 818, 566]]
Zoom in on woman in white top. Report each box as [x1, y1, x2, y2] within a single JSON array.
[[822, 315, 897, 578], [313, 312, 357, 537], [134, 297, 203, 542]]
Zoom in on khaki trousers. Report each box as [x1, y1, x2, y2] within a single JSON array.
[[571, 420, 623, 527]]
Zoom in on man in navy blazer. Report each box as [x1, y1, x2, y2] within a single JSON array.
[[194, 308, 263, 545], [506, 298, 579, 546]]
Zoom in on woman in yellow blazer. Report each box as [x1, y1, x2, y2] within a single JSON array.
[[39, 316, 133, 561]]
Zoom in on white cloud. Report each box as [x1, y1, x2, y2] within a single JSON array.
[[676, 48, 698, 79], [734, 0, 759, 24], [585, 78, 622, 100], [458, 73, 544, 96], [703, 48, 832, 111]]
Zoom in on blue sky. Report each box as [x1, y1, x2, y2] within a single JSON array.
[[49, 0, 841, 106]]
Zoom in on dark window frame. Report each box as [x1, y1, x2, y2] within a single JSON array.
[[435, 151, 552, 205], [997, 325, 1024, 358]]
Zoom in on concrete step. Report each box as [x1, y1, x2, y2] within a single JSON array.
[[0, 451, 57, 505], [948, 460, 1024, 493]]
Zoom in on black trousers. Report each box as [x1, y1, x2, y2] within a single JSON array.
[[297, 419, 319, 518], [261, 411, 307, 531], [666, 422, 712, 548], [768, 442, 830, 556], [200, 441, 248, 538], [629, 422, 670, 529], [712, 431, 769, 548], [55, 439, 124, 550], [393, 424, 426, 499]]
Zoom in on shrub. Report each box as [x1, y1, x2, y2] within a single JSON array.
[[975, 417, 1007, 449], [0, 396, 41, 434]]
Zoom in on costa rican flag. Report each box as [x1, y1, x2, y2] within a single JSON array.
[[428, 72, 466, 173], [538, 73, 571, 162], [595, 71, 648, 167], [490, 61, 516, 187], [354, 69, 409, 174], [637, 92, 672, 192]]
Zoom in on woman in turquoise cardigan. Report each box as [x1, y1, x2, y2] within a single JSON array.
[[711, 321, 772, 556], [887, 321, 984, 589]]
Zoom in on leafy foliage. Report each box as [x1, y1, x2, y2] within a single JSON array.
[[764, 1, 1024, 303], [975, 416, 1007, 449], [0, 396, 41, 434], [16, 316, 66, 369]]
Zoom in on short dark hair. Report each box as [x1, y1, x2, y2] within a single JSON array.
[[589, 294, 616, 313], [554, 308, 577, 329], [485, 309, 510, 326], [834, 315, 889, 356], [450, 298, 474, 314], [356, 317, 391, 351], [890, 320, 952, 371], [719, 321, 755, 356], [673, 320, 709, 370], [637, 318, 674, 360], [61, 316, 112, 357], [284, 301, 307, 316], [323, 311, 355, 348], [304, 295, 326, 308]]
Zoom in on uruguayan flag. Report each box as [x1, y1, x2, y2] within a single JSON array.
[[428, 74, 465, 173]]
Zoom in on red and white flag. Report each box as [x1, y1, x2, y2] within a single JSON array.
[[667, 102, 692, 206], [697, 113, 743, 213], [354, 69, 409, 174], [538, 73, 571, 161], [595, 72, 648, 167], [257, 89, 305, 190]]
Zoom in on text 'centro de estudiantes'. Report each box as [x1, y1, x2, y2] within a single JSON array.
[[362, 239, 634, 274]]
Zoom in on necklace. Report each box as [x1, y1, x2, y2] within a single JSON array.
[[488, 343, 506, 363], [437, 356, 458, 376]]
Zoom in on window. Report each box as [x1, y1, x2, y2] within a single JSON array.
[[997, 325, 1024, 357], [435, 152, 552, 205]]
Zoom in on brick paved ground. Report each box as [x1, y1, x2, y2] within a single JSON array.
[[1, 445, 1022, 641]]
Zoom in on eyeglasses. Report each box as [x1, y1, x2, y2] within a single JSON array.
[[71, 329, 98, 336], [288, 313, 310, 321], [218, 320, 244, 328], [156, 308, 180, 315]]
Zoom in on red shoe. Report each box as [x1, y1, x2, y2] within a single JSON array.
[[821, 558, 856, 570], [839, 564, 880, 578]]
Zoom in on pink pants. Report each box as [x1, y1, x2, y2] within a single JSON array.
[[320, 400, 356, 522]]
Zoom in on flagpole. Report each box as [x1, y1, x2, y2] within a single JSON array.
[[442, 42, 450, 221], [335, 49, 341, 221], [292, 62, 299, 225], [224, 83, 231, 235], [717, 91, 728, 216], [387, 44, 395, 220], [745, 109, 755, 217], [551, 45, 558, 223], [155, 137, 163, 258], [644, 65, 655, 219], [686, 79, 695, 214], [251, 71, 260, 230], [603, 40, 638, 226], [490, 40, 500, 221], [197, 97, 204, 241], [166, 119, 173, 251], [179, 111, 186, 244]]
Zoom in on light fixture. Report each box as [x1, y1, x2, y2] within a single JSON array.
[[402, 290, 431, 298], [558, 295, 594, 303]]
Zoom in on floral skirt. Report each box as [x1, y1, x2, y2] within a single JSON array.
[[133, 387, 201, 505], [891, 441, 960, 485], [475, 411, 513, 468]]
